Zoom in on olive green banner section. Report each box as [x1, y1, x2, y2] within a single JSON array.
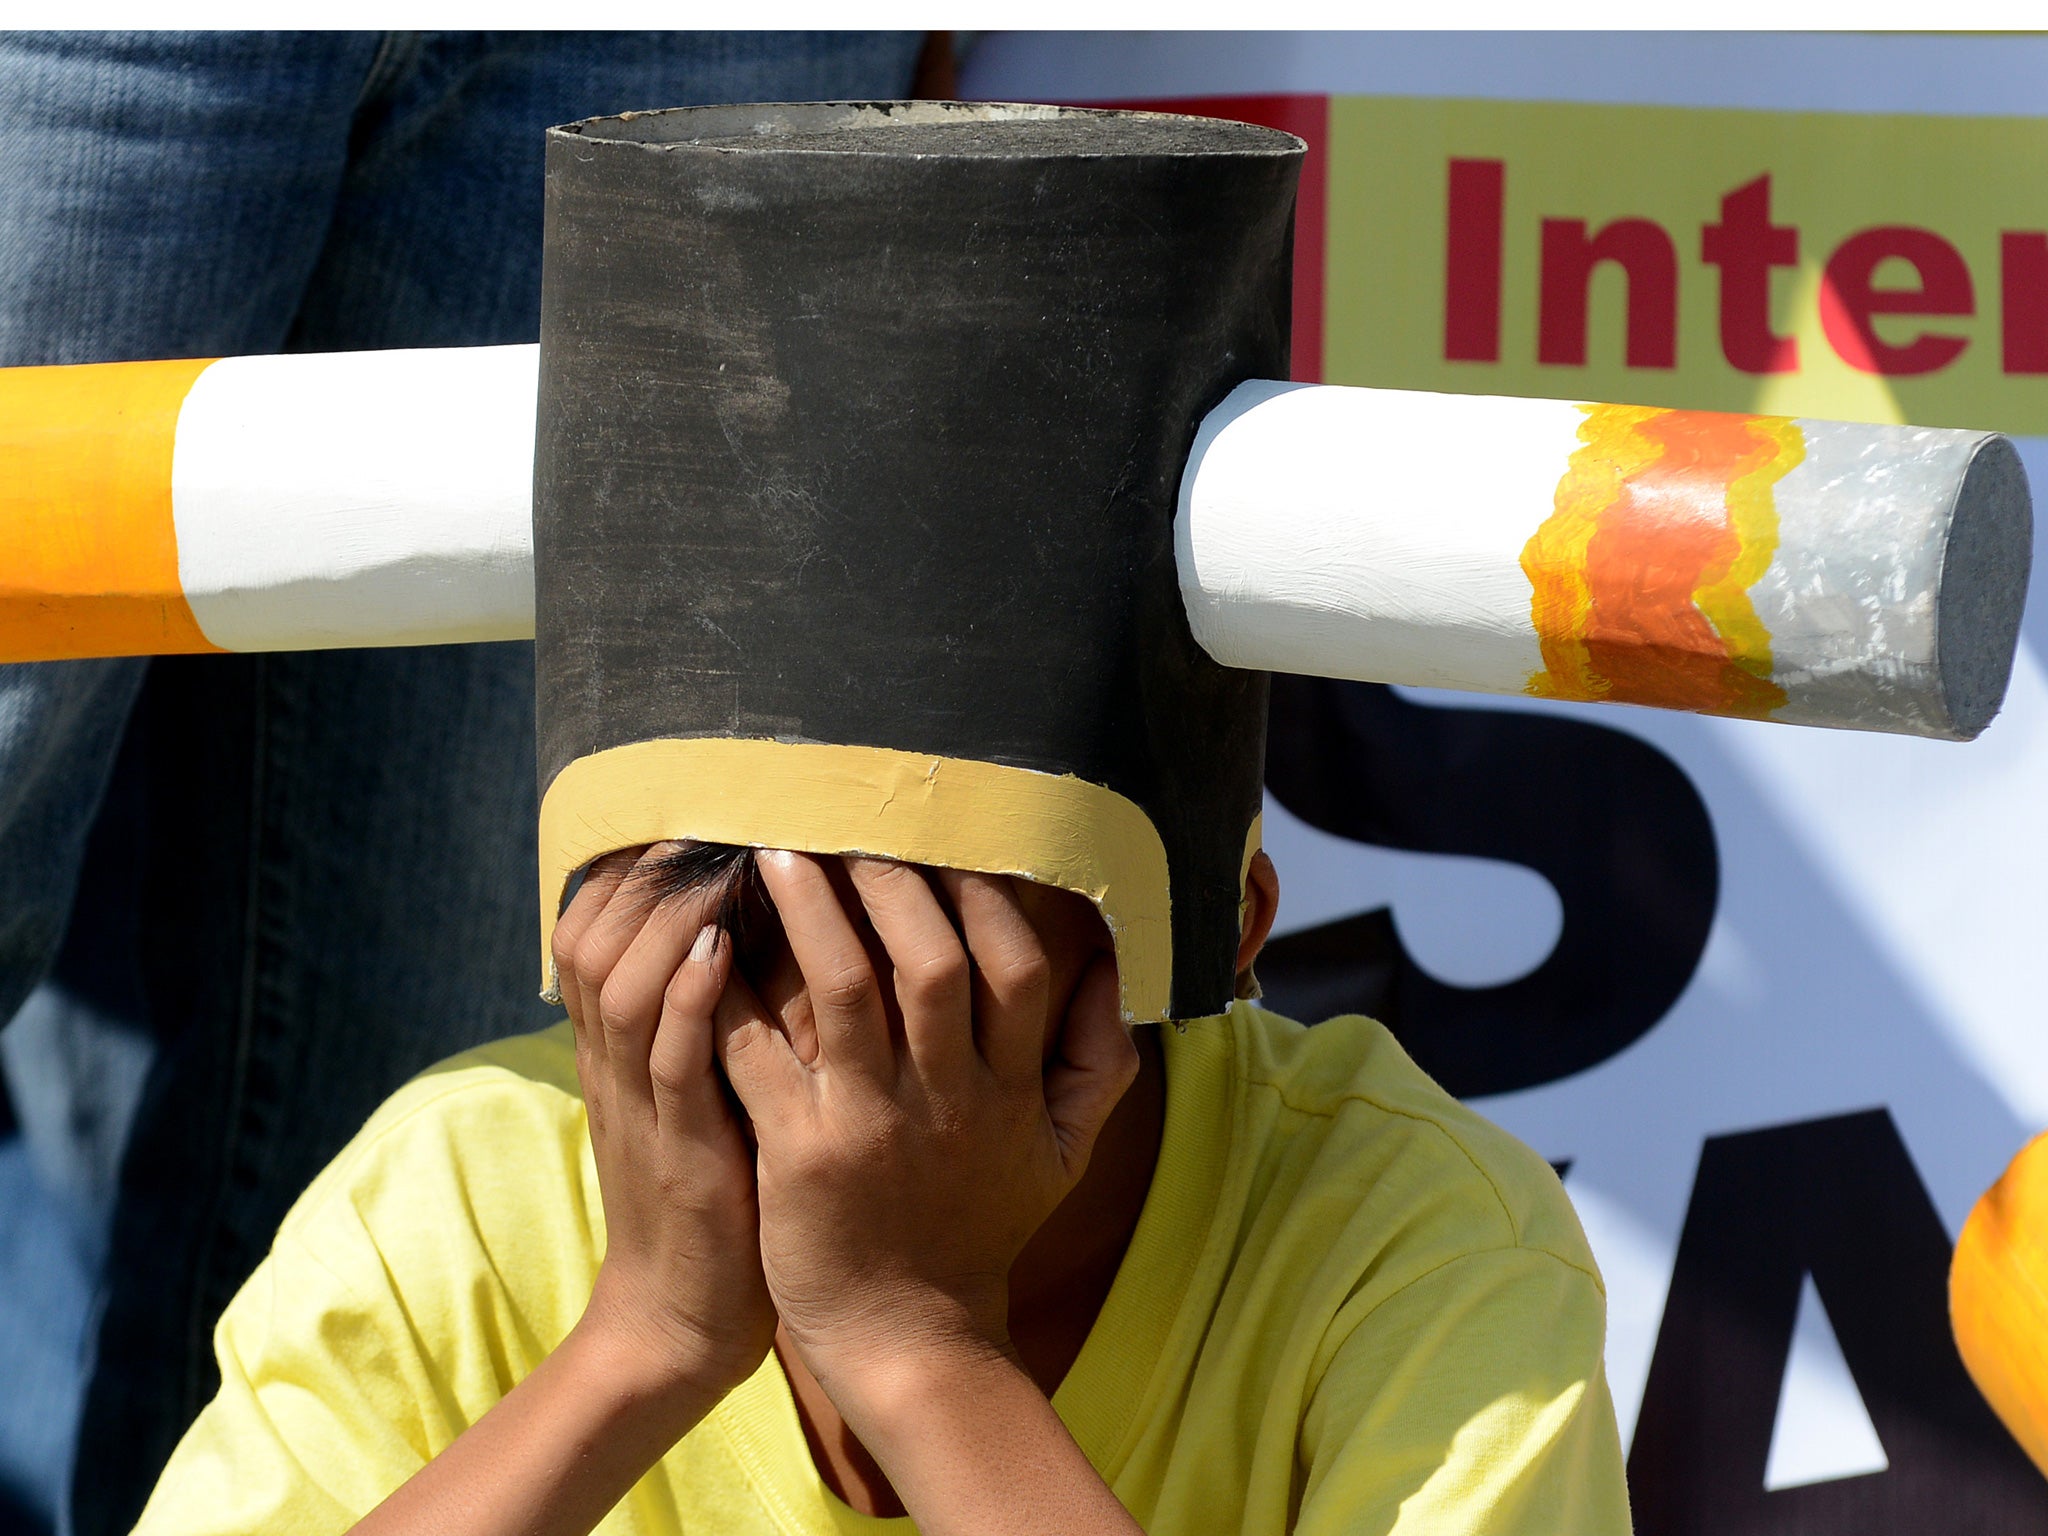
[[1325, 95, 2048, 436]]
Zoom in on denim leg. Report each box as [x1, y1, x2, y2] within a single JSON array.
[[0, 662, 160, 1536], [0, 32, 385, 363], [69, 32, 926, 1536], [0, 661, 145, 1044], [0, 1141, 91, 1536], [0, 33, 386, 1533], [285, 30, 932, 352]]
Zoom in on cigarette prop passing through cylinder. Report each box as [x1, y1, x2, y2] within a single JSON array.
[[0, 344, 2028, 741]]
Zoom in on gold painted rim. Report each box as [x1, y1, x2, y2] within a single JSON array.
[[538, 738, 1175, 1023]]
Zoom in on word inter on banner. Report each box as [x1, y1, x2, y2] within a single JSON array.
[[1444, 161, 2048, 380]]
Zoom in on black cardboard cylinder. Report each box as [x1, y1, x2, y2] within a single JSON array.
[[534, 101, 1299, 1017]]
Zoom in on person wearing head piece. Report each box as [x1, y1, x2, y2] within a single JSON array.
[[124, 101, 1635, 1536]]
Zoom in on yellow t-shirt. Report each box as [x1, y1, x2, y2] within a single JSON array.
[[134, 1005, 1631, 1535]]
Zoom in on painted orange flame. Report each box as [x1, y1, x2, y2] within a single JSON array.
[[1523, 404, 1804, 718]]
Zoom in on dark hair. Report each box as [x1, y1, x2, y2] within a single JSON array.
[[618, 840, 763, 936]]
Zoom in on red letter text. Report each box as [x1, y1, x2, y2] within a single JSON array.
[[1444, 159, 1505, 363], [1538, 216, 1678, 369], [1700, 174, 1800, 374], [1821, 226, 1973, 375], [2002, 232, 2048, 375]]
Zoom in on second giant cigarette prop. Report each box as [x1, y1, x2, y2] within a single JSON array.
[[0, 343, 2029, 742], [1183, 380, 2030, 742]]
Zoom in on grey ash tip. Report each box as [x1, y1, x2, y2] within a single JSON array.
[[1937, 434, 2032, 740]]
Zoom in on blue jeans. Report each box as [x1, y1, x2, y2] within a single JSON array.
[[0, 32, 927, 1536]]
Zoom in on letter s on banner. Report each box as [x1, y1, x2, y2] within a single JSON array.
[[1257, 676, 1718, 1098]]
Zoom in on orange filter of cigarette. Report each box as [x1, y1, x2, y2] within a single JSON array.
[[1953, 1132, 2048, 1479], [1523, 403, 1803, 719], [0, 357, 222, 661]]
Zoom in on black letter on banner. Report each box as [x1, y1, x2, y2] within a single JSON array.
[[1629, 1109, 2048, 1533], [1257, 676, 1717, 1098]]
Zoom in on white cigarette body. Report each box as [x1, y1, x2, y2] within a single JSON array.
[[173, 345, 539, 652], [1177, 380, 2031, 741]]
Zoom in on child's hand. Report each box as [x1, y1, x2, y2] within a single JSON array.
[[715, 851, 1137, 1407], [552, 845, 778, 1404]]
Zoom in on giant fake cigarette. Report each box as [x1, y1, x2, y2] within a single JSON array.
[[0, 345, 536, 661], [0, 346, 2028, 741], [1181, 381, 2030, 742]]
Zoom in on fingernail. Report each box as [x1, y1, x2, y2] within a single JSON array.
[[690, 923, 720, 962]]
